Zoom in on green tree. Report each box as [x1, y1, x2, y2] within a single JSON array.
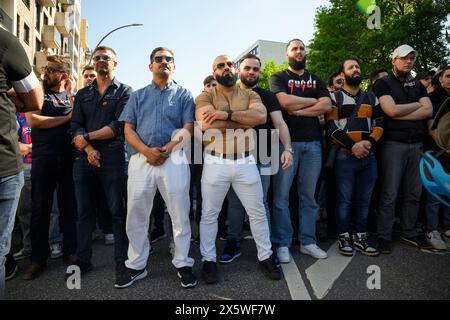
[[259, 61, 289, 89], [308, 0, 450, 81]]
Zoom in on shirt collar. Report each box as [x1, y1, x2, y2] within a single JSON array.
[[150, 80, 175, 91], [392, 69, 414, 82], [92, 77, 120, 92]]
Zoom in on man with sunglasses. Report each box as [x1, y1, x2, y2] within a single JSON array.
[[69, 46, 132, 284], [117, 47, 196, 289], [195, 55, 281, 284], [374, 44, 433, 254], [23, 55, 78, 280]]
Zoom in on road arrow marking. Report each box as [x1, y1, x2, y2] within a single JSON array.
[[281, 254, 312, 300]]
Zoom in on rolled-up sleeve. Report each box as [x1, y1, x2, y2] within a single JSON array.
[[107, 85, 133, 137], [119, 90, 138, 126], [71, 92, 86, 137], [181, 89, 195, 126]]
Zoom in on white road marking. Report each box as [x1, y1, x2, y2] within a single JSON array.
[[281, 254, 312, 300], [305, 242, 353, 299]]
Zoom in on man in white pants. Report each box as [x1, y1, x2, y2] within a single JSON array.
[[195, 55, 282, 284], [116, 47, 196, 289]]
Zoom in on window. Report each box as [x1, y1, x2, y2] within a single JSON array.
[[16, 15, 20, 37], [35, 4, 41, 30], [23, 23, 30, 45], [36, 38, 41, 51], [249, 46, 259, 56], [43, 14, 48, 26], [22, 0, 30, 9]]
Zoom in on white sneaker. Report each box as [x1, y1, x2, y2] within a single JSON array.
[[104, 233, 115, 246], [276, 247, 291, 264], [427, 231, 447, 250], [50, 243, 62, 259], [300, 244, 328, 259]]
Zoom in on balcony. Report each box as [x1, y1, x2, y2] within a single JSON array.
[[59, 0, 75, 5], [0, 8, 14, 32], [42, 25, 61, 49], [34, 51, 48, 76], [55, 12, 71, 37], [80, 19, 88, 48], [37, 0, 56, 7]]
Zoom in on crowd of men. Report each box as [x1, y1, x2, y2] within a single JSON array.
[[1, 28, 449, 297]]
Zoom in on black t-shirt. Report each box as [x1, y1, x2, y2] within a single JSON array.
[[31, 90, 73, 157], [269, 69, 330, 142], [374, 73, 428, 143], [0, 29, 34, 177], [253, 86, 281, 163]]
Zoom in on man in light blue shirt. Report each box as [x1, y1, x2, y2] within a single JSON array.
[[116, 47, 197, 289]]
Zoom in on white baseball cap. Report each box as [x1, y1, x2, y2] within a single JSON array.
[[392, 44, 417, 60]]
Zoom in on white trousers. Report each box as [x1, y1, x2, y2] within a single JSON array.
[[200, 154, 272, 262], [125, 152, 194, 270]]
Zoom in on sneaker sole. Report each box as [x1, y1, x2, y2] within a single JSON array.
[[50, 253, 63, 260], [338, 249, 354, 257], [114, 270, 148, 289], [300, 249, 328, 259], [401, 238, 433, 250], [177, 272, 198, 289], [5, 265, 18, 281], [219, 252, 242, 264], [354, 247, 380, 257]]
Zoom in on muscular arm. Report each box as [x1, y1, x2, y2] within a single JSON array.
[[26, 111, 71, 129], [270, 110, 292, 149], [378, 95, 422, 118], [275, 92, 318, 112], [196, 105, 251, 132], [289, 97, 332, 117], [393, 97, 433, 121], [231, 100, 267, 126]]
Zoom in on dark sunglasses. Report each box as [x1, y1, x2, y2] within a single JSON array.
[[216, 61, 234, 70], [43, 66, 66, 74], [154, 56, 174, 63], [93, 54, 113, 62]]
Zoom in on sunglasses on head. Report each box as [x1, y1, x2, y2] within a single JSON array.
[[93, 54, 113, 62], [216, 61, 234, 70], [153, 56, 174, 63]]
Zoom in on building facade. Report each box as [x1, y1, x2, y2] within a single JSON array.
[[0, 0, 89, 90], [234, 40, 288, 69]]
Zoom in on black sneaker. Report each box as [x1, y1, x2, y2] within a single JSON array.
[[202, 261, 218, 284], [150, 228, 167, 244], [338, 233, 354, 257], [114, 267, 148, 289], [5, 255, 18, 281], [259, 255, 282, 281], [353, 233, 379, 257], [177, 267, 197, 289], [401, 235, 433, 249], [378, 238, 392, 254], [219, 241, 241, 264]]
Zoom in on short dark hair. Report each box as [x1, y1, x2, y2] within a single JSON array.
[[369, 68, 387, 83], [328, 71, 340, 88], [337, 56, 361, 74], [82, 65, 94, 75], [239, 53, 261, 67], [47, 55, 71, 74], [94, 45, 117, 57], [203, 75, 215, 86], [414, 70, 433, 81], [150, 47, 174, 63], [286, 39, 304, 50]]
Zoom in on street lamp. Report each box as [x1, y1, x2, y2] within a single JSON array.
[[88, 23, 143, 65]]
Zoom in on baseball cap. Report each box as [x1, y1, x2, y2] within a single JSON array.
[[392, 44, 417, 60]]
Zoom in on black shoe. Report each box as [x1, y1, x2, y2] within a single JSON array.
[[353, 233, 379, 257], [401, 235, 433, 249], [259, 255, 282, 280], [202, 261, 218, 284], [219, 241, 241, 264], [271, 247, 281, 268], [177, 267, 197, 289], [338, 233, 354, 257], [5, 255, 18, 281], [150, 228, 167, 244], [378, 238, 392, 254], [115, 267, 148, 289]]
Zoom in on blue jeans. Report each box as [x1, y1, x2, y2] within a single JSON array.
[[426, 192, 450, 232], [272, 141, 322, 247], [73, 156, 128, 265], [0, 172, 24, 300], [227, 163, 272, 242], [335, 151, 377, 235]]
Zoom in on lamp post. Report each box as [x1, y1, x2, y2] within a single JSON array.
[[88, 23, 143, 65]]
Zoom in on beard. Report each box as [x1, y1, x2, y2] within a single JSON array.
[[288, 56, 306, 71], [43, 78, 59, 89], [240, 76, 259, 88], [345, 74, 362, 87], [216, 73, 236, 87]]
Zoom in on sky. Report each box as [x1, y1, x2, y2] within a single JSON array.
[[82, 0, 330, 96]]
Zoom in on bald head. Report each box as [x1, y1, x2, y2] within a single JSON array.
[[213, 55, 231, 70]]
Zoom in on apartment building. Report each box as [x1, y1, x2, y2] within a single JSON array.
[[234, 40, 288, 69]]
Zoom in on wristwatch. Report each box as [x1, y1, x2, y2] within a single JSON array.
[[83, 132, 90, 141], [285, 147, 294, 155]]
